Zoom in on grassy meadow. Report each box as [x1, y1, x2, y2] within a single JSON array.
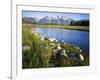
[[22, 24, 89, 69], [23, 23, 89, 32]]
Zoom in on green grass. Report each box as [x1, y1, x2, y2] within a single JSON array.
[[23, 23, 89, 32], [22, 25, 89, 69], [22, 26, 54, 68]]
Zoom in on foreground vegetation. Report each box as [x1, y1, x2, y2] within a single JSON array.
[[22, 25, 89, 69], [23, 23, 89, 32]]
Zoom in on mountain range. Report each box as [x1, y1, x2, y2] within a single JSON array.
[[22, 16, 89, 26]]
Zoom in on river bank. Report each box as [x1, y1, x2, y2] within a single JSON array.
[[23, 23, 89, 32], [22, 26, 89, 68]]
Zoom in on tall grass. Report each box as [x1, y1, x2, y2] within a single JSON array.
[[22, 27, 53, 68], [22, 26, 89, 69]]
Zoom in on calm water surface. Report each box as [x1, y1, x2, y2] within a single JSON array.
[[32, 27, 89, 54]]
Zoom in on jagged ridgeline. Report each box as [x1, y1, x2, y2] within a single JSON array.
[[22, 16, 89, 26]]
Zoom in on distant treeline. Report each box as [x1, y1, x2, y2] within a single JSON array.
[[70, 20, 89, 26], [22, 17, 89, 26]]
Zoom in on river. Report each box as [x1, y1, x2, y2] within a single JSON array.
[[32, 27, 89, 54]]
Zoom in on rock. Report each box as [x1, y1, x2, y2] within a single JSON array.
[[76, 46, 80, 50], [56, 49, 68, 59], [55, 40, 59, 42], [57, 45, 61, 50], [49, 43, 56, 46], [48, 38, 56, 42], [53, 49, 59, 58], [40, 36, 45, 41], [32, 31, 38, 36], [79, 54, 84, 61], [55, 49, 68, 66], [80, 49, 83, 53], [22, 45, 30, 51], [76, 47, 83, 53], [32, 31, 34, 33], [60, 49, 68, 58]]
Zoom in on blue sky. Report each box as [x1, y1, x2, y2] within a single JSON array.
[[22, 10, 89, 20]]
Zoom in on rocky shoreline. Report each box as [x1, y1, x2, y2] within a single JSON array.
[[28, 30, 84, 67]]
